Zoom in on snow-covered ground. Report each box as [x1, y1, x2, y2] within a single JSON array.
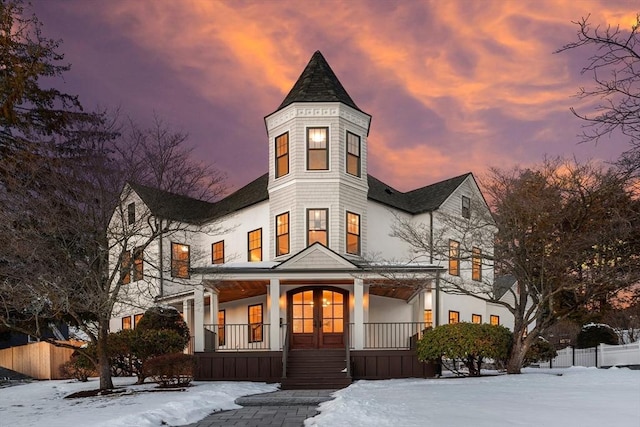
[[0, 377, 277, 426], [0, 367, 638, 426], [307, 367, 640, 427]]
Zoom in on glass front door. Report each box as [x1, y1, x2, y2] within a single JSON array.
[[289, 288, 346, 349]]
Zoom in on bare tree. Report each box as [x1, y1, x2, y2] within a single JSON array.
[[557, 13, 640, 173], [392, 158, 640, 373]]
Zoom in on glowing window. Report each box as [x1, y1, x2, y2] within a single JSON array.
[[248, 304, 263, 342], [472, 314, 482, 324], [212, 241, 224, 264], [171, 243, 190, 278], [472, 247, 482, 281], [248, 229, 262, 262], [449, 310, 460, 324], [307, 127, 328, 170], [276, 212, 290, 256], [346, 132, 360, 177], [346, 211, 360, 255], [308, 209, 328, 246], [449, 240, 460, 276], [275, 132, 289, 178]]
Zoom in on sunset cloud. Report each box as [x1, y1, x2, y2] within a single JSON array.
[[33, 0, 637, 192]]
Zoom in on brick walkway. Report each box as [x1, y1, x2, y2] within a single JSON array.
[[186, 389, 336, 427]]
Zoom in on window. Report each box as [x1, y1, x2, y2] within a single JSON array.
[[121, 250, 131, 284], [248, 304, 263, 342], [127, 202, 135, 225], [218, 310, 225, 346], [424, 309, 433, 328], [248, 228, 262, 262], [449, 240, 460, 276], [472, 247, 482, 281], [276, 212, 290, 256], [212, 241, 224, 264], [346, 211, 360, 255], [472, 314, 482, 324], [133, 313, 143, 328], [275, 132, 289, 178], [449, 311, 460, 324], [490, 315, 500, 325], [133, 247, 144, 281], [307, 127, 328, 170], [346, 131, 360, 177], [171, 243, 190, 278], [122, 316, 132, 330], [307, 209, 328, 246], [462, 196, 470, 219]]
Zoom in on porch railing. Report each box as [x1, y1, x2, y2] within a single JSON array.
[[350, 322, 429, 350], [204, 323, 271, 351]]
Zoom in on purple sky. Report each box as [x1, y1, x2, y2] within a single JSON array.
[[31, 0, 638, 193]]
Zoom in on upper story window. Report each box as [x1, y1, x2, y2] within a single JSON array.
[[248, 228, 262, 262], [472, 314, 482, 324], [133, 247, 144, 281], [171, 242, 190, 278], [122, 316, 132, 330], [307, 127, 328, 170], [276, 212, 290, 256], [346, 211, 360, 255], [275, 132, 289, 178], [308, 208, 328, 246], [462, 196, 471, 219], [346, 132, 361, 177], [472, 247, 482, 281], [212, 240, 224, 264], [121, 250, 131, 284], [133, 313, 143, 327], [127, 202, 135, 225], [449, 240, 460, 276]]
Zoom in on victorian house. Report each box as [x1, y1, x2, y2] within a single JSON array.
[[110, 51, 511, 388]]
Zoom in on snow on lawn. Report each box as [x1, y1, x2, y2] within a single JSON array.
[[306, 367, 640, 427], [0, 377, 277, 427]]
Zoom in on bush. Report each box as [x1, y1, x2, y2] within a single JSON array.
[[145, 353, 196, 388], [576, 323, 619, 348], [135, 305, 190, 343], [524, 337, 557, 366], [60, 351, 95, 381], [417, 322, 512, 376]]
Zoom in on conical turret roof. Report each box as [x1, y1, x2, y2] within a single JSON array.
[[277, 51, 363, 112]]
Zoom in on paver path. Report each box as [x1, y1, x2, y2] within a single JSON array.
[[187, 389, 336, 427]]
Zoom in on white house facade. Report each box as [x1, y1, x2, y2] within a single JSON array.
[[109, 51, 511, 388]]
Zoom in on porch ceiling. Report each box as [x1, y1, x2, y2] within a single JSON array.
[[209, 280, 269, 303], [367, 280, 424, 301]]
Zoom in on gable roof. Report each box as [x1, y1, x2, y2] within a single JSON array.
[[128, 173, 269, 224], [368, 173, 473, 214], [129, 172, 473, 224], [276, 242, 359, 270], [277, 51, 364, 113]]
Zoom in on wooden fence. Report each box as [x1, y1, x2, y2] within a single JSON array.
[[0, 341, 80, 380]]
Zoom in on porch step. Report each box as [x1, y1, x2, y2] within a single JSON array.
[[281, 349, 352, 390]]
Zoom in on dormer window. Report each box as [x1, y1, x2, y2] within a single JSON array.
[[346, 132, 361, 177], [462, 196, 470, 219], [275, 132, 289, 178], [307, 127, 328, 170]]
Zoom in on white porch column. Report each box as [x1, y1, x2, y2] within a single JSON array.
[[182, 299, 192, 352], [353, 278, 364, 350], [193, 285, 205, 352], [209, 289, 219, 350], [269, 278, 281, 351]]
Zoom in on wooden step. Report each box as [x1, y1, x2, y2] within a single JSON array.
[[281, 349, 352, 390]]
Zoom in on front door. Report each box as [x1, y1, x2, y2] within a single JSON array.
[[289, 288, 346, 349]]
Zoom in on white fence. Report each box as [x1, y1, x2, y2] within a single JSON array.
[[539, 342, 640, 369]]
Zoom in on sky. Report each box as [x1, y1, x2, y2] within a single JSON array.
[[0, 367, 638, 426], [29, 0, 639, 193]]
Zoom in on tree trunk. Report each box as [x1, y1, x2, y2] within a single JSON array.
[[97, 324, 114, 390], [506, 334, 528, 374]]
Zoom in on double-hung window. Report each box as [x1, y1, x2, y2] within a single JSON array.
[[276, 212, 290, 256], [212, 241, 224, 264], [308, 209, 328, 246], [171, 243, 190, 278], [346, 211, 360, 255], [462, 196, 471, 219], [307, 127, 328, 170], [346, 132, 361, 177], [449, 240, 460, 276], [133, 247, 144, 281], [248, 228, 262, 262], [275, 132, 289, 178], [121, 250, 131, 284], [248, 304, 263, 342], [472, 247, 482, 281]]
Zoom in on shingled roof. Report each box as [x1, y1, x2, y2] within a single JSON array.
[[368, 173, 472, 214], [129, 172, 470, 224], [277, 51, 364, 113], [128, 173, 269, 224]]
